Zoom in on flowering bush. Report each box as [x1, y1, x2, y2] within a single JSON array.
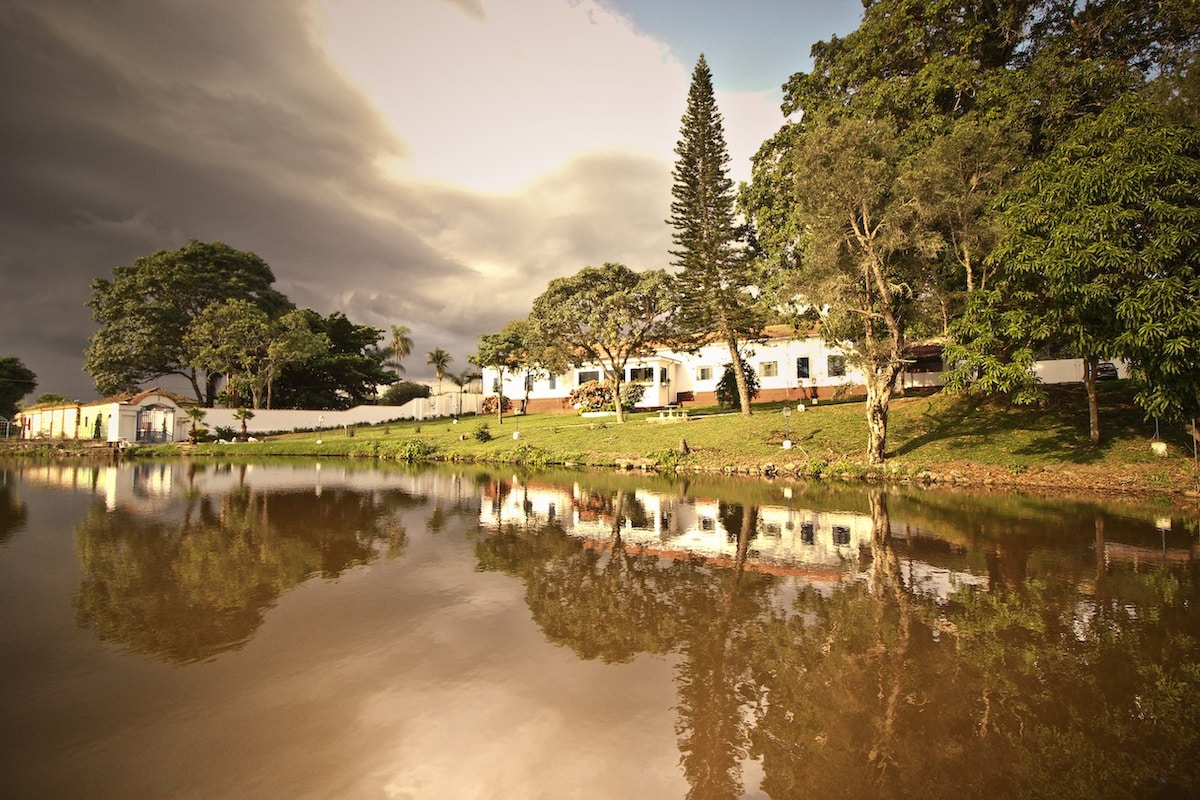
[[568, 380, 612, 411], [568, 379, 646, 412], [481, 395, 512, 415]]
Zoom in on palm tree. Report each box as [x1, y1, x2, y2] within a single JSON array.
[[427, 348, 452, 395], [184, 407, 207, 443], [449, 369, 481, 418], [233, 407, 255, 441], [386, 324, 414, 377]]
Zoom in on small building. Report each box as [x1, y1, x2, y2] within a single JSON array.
[[17, 388, 194, 444]]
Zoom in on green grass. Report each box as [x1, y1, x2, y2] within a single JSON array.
[[128, 382, 1198, 492]]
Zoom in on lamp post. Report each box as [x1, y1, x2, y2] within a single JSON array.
[[782, 406, 792, 450], [316, 414, 324, 445]]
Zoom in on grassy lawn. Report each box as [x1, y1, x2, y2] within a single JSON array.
[[140, 382, 1199, 493]]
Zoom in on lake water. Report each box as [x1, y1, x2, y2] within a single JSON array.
[[1, 459, 1197, 799]]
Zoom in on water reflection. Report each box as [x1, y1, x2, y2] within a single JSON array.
[[0, 478, 28, 547], [54, 461, 435, 664], [475, 473, 1200, 798], [3, 460, 1198, 797]]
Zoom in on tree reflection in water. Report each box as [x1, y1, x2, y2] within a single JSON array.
[[73, 485, 414, 665], [475, 475, 1200, 799], [0, 475, 28, 548]]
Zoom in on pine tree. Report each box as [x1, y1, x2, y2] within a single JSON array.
[[669, 54, 761, 417]]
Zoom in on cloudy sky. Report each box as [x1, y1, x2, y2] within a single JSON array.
[[0, 0, 863, 401]]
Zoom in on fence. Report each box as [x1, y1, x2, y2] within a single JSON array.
[[199, 392, 483, 436]]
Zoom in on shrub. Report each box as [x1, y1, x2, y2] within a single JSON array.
[[716, 359, 759, 408], [481, 395, 512, 415], [620, 381, 646, 409], [569, 380, 612, 411], [569, 379, 645, 412], [380, 381, 432, 406], [474, 423, 494, 442], [397, 439, 435, 462], [215, 425, 235, 441]]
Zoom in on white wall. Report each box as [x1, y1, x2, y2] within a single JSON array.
[[200, 392, 482, 435]]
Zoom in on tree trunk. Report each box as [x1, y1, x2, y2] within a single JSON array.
[[496, 368, 505, 425], [613, 375, 625, 423], [1082, 358, 1100, 445], [727, 338, 752, 417], [864, 363, 902, 465]]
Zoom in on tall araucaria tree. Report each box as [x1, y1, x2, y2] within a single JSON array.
[[669, 54, 761, 418], [531, 263, 677, 424]]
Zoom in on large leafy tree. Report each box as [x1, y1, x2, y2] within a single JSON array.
[[271, 312, 390, 410], [0, 355, 36, 419], [669, 55, 761, 417], [951, 95, 1200, 444], [84, 240, 291, 404], [183, 299, 328, 409], [530, 263, 676, 424]]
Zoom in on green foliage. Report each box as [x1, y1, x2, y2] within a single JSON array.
[[271, 311, 390, 410], [473, 423, 493, 442], [426, 348, 452, 394], [951, 94, 1200, 435], [384, 324, 413, 377], [530, 262, 676, 423], [31, 392, 72, 406], [84, 240, 291, 404], [513, 443, 552, 467], [379, 381, 431, 406], [0, 355, 37, 419], [716, 360, 759, 409], [184, 299, 328, 409], [397, 438, 435, 462], [670, 55, 761, 415]]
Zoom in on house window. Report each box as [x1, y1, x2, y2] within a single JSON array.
[[578, 370, 600, 384], [760, 361, 778, 378], [629, 367, 655, 382], [796, 357, 810, 379], [800, 523, 815, 545], [827, 355, 846, 377], [524, 374, 534, 391], [832, 525, 851, 545], [697, 366, 713, 381], [548, 375, 557, 390], [492, 378, 501, 393], [660, 367, 669, 384]]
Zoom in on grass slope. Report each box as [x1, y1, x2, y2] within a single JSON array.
[[145, 383, 1199, 494]]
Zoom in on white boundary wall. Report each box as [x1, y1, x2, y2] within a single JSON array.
[[201, 393, 482, 435]]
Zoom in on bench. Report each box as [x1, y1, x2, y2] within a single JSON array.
[[650, 406, 688, 423]]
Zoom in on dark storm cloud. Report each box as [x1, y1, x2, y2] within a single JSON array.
[[0, 0, 465, 398], [0, 0, 680, 400]]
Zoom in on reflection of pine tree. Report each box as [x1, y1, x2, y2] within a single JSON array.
[[674, 504, 765, 800]]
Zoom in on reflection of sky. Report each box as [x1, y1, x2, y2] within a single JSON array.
[[0, 467, 687, 799]]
